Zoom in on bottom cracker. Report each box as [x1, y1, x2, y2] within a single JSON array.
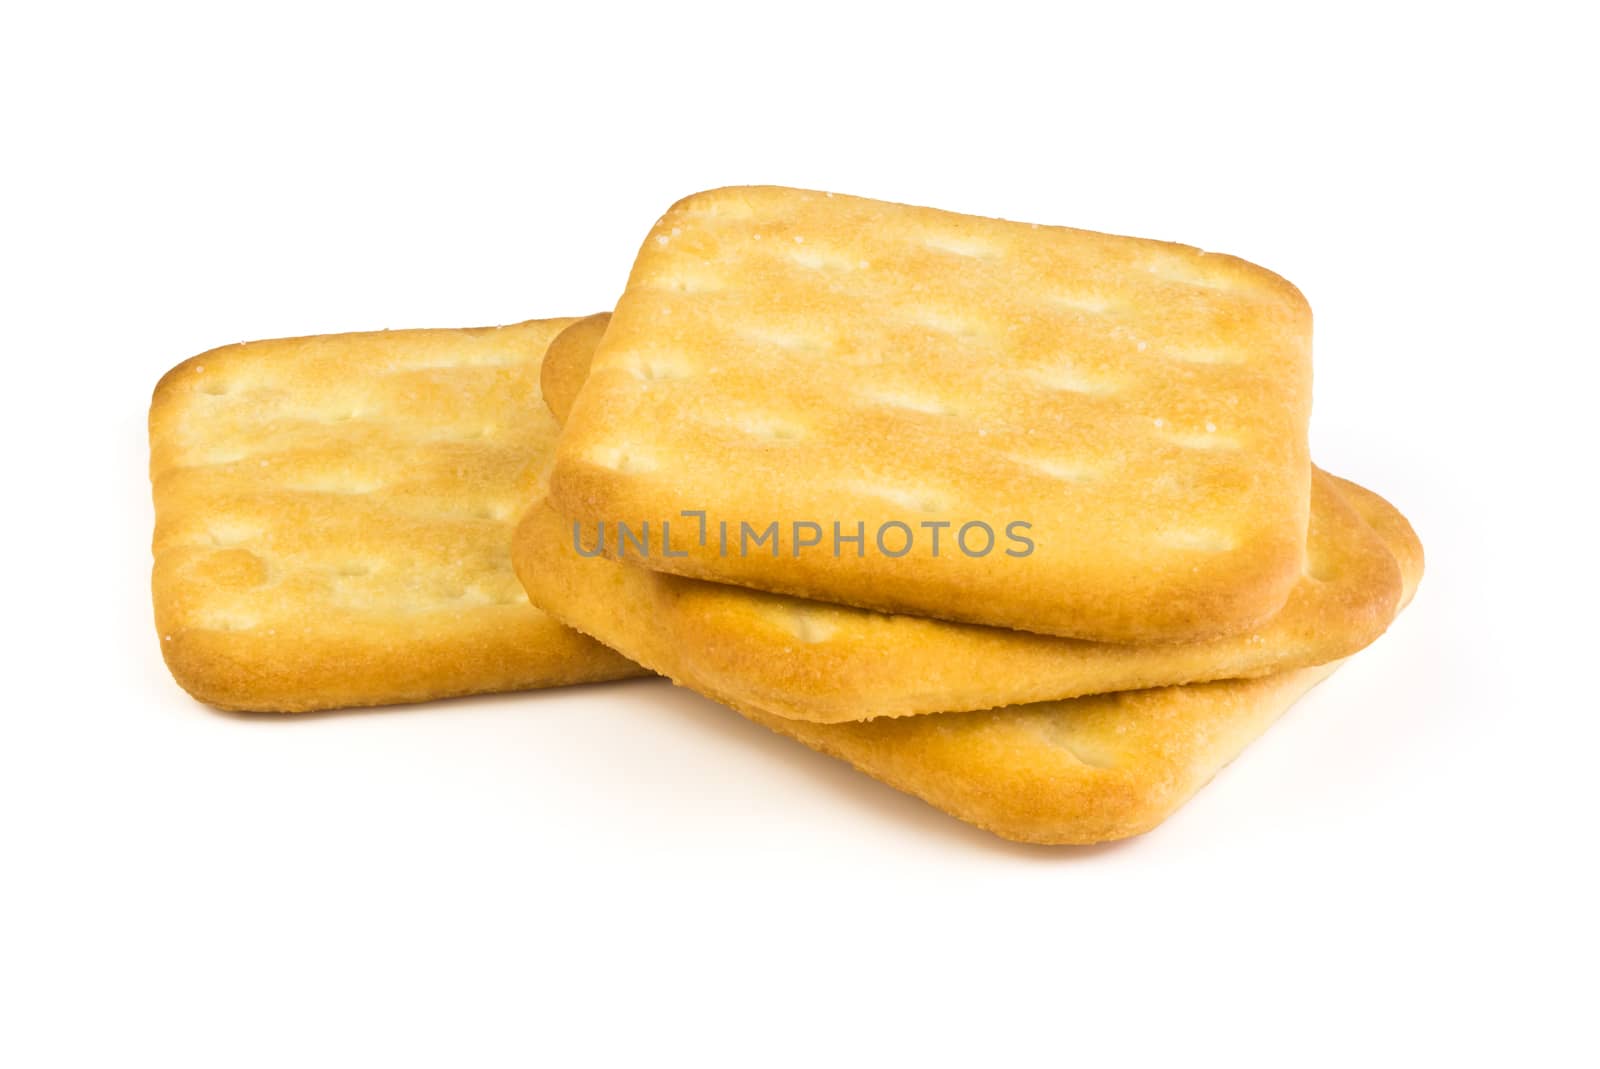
[[741, 477, 1422, 843]]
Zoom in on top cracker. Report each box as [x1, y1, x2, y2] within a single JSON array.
[[550, 187, 1313, 643]]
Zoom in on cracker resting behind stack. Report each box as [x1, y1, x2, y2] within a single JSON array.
[[150, 318, 645, 712]]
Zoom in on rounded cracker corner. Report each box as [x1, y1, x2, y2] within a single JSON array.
[[149, 339, 253, 414]]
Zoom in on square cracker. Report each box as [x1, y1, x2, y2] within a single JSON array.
[[549, 187, 1314, 644], [523, 316, 1401, 723], [749, 478, 1421, 844], [517, 470, 1398, 723], [544, 476, 1424, 844], [150, 318, 644, 712]]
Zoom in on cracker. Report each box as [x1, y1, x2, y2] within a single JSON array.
[[150, 318, 645, 712], [549, 187, 1314, 643], [518, 468, 1396, 722], [749, 481, 1422, 843], [539, 481, 1420, 844], [520, 319, 1399, 723]]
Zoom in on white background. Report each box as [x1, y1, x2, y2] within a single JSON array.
[[3, 3, 1595, 1065]]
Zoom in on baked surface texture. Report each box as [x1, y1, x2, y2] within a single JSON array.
[[549, 187, 1315, 643], [524, 477, 1422, 844], [529, 314, 1396, 722], [150, 318, 644, 712]]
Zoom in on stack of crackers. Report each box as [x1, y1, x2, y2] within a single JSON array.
[[151, 187, 1422, 845]]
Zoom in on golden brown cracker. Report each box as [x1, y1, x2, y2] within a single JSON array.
[[549, 187, 1314, 643], [533, 484, 1421, 845], [150, 318, 644, 712], [516, 470, 1399, 722], [740, 482, 1421, 844]]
